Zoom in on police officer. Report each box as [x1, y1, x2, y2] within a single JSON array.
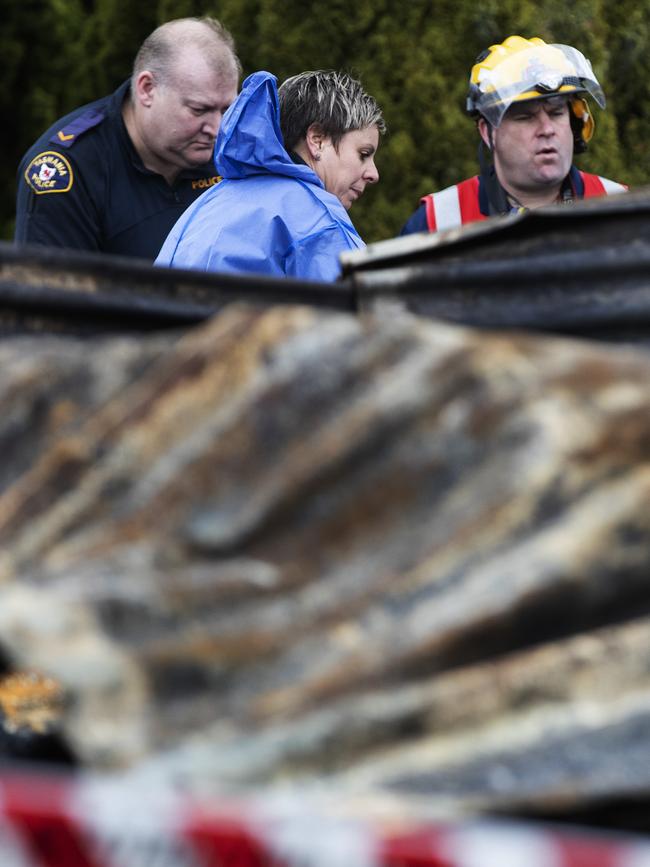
[[15, 17, 240, 260], [401, 36, 626, 235]]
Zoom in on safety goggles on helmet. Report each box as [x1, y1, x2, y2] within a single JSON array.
[[467, 37, 605, 131]]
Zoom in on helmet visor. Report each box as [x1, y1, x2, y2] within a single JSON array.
[[473, 43, 605, 127]]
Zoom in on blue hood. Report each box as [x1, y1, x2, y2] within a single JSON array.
[[215, 71, 321, 187], [155, 69, 365, 283]]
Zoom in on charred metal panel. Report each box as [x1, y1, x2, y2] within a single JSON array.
[[342, 188, 650, 344], [0, 242, 353, 335]]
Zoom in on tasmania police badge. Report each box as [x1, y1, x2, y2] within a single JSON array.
[[24, 151, 73, 194]]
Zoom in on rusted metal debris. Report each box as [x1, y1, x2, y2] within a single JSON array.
[[5, 187, 650, 343], [3, 191, 650, 831], [0, 242, 353, 335], [0, 305, 650, 829], [342, 186, 650, 343]]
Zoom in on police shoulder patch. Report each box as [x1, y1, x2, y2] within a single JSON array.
[[24, 151, 74, 195]]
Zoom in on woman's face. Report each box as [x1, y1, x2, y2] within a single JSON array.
[[316, 125, 380, 209]]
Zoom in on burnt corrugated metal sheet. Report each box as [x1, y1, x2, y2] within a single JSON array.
[[0, 242, 353, 335], [341, 186, 650, 344], [4, 187, 650, 342]]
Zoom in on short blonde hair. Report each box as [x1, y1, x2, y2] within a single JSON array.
[[279, 70, 385, 151]]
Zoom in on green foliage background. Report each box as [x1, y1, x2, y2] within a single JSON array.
[[4, 0, 650, 243]]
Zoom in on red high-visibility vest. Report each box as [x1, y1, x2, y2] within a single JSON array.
[[421, 172, 628, 232]]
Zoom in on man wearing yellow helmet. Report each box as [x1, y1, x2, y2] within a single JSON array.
[[401, 36, 626, 235]]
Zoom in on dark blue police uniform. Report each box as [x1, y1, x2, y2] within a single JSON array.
[[15, 81, 220, 260]]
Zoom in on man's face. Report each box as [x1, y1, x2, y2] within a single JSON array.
[[143, 52, 238, 173], [482, 96, 574, 198]]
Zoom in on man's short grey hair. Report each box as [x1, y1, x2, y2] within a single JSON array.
[[279, 70, 386, 151], [132, 17, 241, 88]]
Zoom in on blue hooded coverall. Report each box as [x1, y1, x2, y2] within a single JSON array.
[[155, 71, 365, 282]]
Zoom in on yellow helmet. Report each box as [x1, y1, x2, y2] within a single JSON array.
[[466, 36, 605, 148]]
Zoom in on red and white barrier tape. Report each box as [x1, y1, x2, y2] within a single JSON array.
[[0, 770, 649, 867]]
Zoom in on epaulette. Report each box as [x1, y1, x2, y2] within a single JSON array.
[[49, 107, 106, 149]]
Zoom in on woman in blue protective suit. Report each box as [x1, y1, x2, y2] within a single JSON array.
[[155, 69, 385, 282]]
